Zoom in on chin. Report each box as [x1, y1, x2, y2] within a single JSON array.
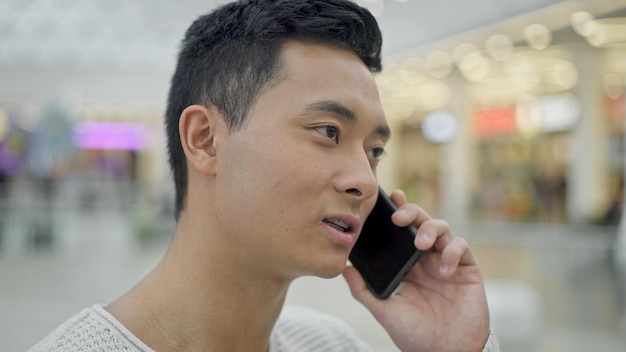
[[309, 259, 349, 279], [292, 246, 351, 279]]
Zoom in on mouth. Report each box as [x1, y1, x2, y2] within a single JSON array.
[[321, 214, 360, 247], [322, 218, 352, 233]]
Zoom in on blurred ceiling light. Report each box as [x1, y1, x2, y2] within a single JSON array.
[[415, 80, 451, 111], [421, 110, 458, 143], [551, 61, 578, 90], [485, 34, 513, 61], [470, 81, 521, 105], [452, 43, 478, 64], [570, 11, 595, 37], [505, 58, 540, 90], [377, 62, 403, 92], [524, 23, 552, 50], [424, 50, 452, 78], [400, 57, 427, 85], [400, 70, 428, 87], [402, 56, 423, 73], [385, 97, 414, 122], [356, 0, 384, 17], [459, 51, 489, 82], [585, 18, 626, 47], [603, 73, 624, 99], [606, 49, 626, 73]]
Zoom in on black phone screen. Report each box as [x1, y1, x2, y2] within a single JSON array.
[[349, 188, 422, 298]]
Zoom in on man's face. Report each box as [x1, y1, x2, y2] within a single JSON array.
[[213, 41, 389, 280]]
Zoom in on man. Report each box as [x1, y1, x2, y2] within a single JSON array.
[[30, 0, 499, 351]]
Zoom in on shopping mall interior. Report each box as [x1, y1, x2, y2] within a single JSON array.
[[1, 0, 626, 351]]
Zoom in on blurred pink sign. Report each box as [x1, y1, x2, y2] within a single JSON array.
[[73, 122, 148, 150]]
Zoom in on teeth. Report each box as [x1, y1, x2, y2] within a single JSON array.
[[324, 218, 349, 232]]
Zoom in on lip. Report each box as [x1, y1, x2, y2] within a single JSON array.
[[321, 214, 361, 247]]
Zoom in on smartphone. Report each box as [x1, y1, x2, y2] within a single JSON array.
[[349, 187, 423, 299]]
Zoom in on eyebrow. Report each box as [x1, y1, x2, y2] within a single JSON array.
[[376, 124, 392, 140], [303, 100, 391, 140], [304, 100, 356, 121]]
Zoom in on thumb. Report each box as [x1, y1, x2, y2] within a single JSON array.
[[342, 266, 383, 313]]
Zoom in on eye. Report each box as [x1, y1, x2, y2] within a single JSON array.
[[314, 125, 340, 144], [367, 147, 386, 160]]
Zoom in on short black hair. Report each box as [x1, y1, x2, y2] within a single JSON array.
[[165, 0, 383, 220]]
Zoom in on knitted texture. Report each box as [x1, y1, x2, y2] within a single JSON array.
[[29, 305, 370, 352], [29, 305, 153, 352], [270, 306, 373, 352], [29, 304, 499, 352]]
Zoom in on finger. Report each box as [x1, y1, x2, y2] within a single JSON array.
[[391, 203, 431, 228], [389, 190, 432, 228], [389, 189, 408, 207], [439, 237, 477, 276], [414, 219, 451, 251], [342, 266, 383, 313]]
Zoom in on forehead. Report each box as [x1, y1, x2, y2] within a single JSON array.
[[278, 40, 377, 92], [248, 40, 387, 128]]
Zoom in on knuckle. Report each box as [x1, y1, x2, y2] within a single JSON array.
[[454, 236, 469, 248], [434, 219, 450, 231]]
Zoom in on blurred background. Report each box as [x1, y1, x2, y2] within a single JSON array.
[[1, 0, 626, 351]]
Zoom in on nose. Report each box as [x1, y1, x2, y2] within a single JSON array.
[[334, 150, 378, 201]]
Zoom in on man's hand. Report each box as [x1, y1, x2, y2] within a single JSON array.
[[343, 190, 490, 352]]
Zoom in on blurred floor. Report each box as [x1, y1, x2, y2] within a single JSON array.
[[1, 207, 625, 351]]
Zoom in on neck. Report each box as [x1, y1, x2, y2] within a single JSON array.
[[107, 214, 292, 352]]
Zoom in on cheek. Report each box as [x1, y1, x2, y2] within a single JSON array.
[[362, 195, 377, 218], [217, 130, 336, 228], [215, 143, 323, 255], [218, 140, 307, 215]]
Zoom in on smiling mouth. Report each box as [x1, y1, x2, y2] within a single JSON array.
[[323, 218, 351, 232]]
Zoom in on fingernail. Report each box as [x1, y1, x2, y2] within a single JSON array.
[[419, 232, 431, 242], [440, 264, 451, 274]]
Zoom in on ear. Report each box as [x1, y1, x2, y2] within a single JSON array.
[[179, 104, 223, 176]]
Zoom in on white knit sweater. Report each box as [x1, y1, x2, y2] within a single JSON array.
[[29, 304, 499, 351]]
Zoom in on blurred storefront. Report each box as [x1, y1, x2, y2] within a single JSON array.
[[0, 102, 173, 252], [0, 103, 166, 190], [379, 5, 626, 225]]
